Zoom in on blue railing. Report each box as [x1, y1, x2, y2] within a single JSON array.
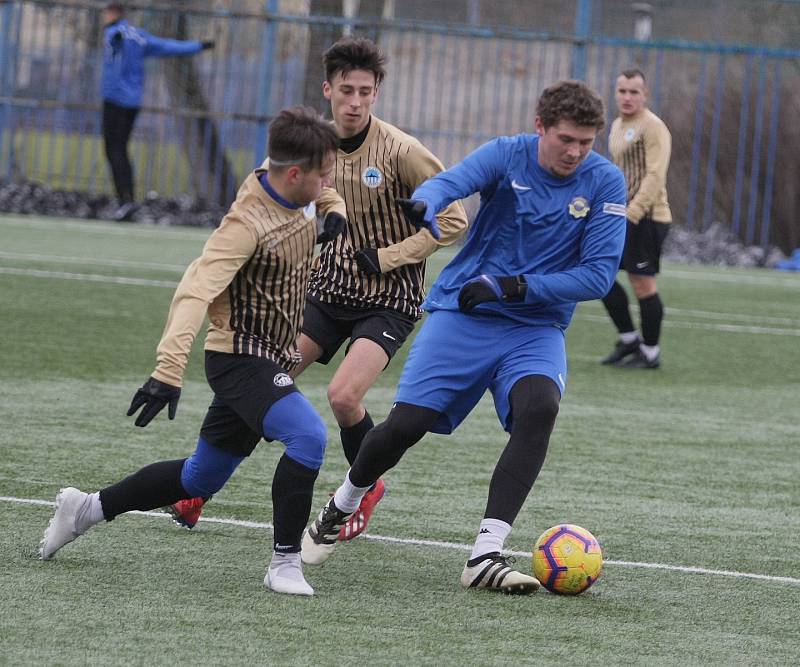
[[1, 0, 797, 251]]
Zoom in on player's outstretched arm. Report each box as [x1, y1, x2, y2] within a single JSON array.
[[127, 377, 181, 427]]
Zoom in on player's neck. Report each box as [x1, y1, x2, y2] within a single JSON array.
[[337, 116, 372, 153]]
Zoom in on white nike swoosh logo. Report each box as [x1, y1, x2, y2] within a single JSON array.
[[382, 331, 396, 340], [511, 179, 532, 191], [636, 262, 649, 269]]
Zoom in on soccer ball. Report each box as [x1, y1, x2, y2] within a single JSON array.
[[532, 524, 603, 595]]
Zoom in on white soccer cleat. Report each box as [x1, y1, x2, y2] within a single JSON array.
[[460, 552, 540, 595], [39, 487, 92, 560], [265, 553, 314, 596], [300, 498, 354, 565]]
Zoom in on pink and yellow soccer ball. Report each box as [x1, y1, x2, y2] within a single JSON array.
[[532, 524, 603, 595]]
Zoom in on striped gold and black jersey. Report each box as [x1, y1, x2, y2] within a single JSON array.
[[307, 115, 467, 319], [608, 107, 672, 224], [152, 168, 346, 387]]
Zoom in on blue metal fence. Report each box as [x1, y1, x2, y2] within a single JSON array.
[[1, 0, 798, 251]]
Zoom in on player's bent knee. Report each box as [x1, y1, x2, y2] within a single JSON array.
[[263, 393, 328, 470], [284, 414, 327, 470], [180, 438, 244, 498]]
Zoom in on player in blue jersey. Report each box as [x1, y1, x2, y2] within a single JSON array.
[[301, 80, 628, 594], [100, 4, 214, 221]]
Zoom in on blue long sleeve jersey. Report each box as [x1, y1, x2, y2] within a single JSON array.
[[101, 19, 203, 108], [416, 134, 627, 329]]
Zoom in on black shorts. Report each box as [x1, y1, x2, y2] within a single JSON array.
[[622, 217, 671, 276], [199, 351, 299, 456], [301, 296, 416, 366]]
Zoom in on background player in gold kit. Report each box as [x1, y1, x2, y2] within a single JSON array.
[[169, 38, 467, 537], [601, 68, 672, 369]]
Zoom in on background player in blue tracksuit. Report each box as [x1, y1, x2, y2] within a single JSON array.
[[301, 80, 628, 594], [100, 3, 214, 220]]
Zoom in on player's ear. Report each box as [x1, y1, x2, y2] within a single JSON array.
[[322, 80, 332, 100], [534, 115, 545, 136]]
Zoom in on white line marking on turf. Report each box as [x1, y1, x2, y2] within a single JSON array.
[[5, 495, 799, 586], [0, 251, 188, 273], [3, 266, 798, 338], [0, 267, 178, 288], [0, 215, 212, 240], [663, 268, 800, 289], [576, 312, 800, 337]]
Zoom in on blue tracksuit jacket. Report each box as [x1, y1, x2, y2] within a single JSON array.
[[101, 19, 203, 108]]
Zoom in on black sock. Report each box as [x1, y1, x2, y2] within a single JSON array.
[[349, 403, 438, 487], [601, 281, 636, 334], [340, 411, 374, 466], [99, 459, 190, 521], [638, 293, 664, 346], [484, 377, 560, 524], [271, 454, 319, 553]]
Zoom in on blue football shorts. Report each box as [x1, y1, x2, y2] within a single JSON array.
[[394, 309, 567, 435]]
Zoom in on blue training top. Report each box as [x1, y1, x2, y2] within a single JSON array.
[[415, 134, 627, 329], [101, 19, 204, 108]]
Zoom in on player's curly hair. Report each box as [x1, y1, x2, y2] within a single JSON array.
[[268, 106, 339, 172], [536, 80, 605, 130], [323, 37, 387, 87]]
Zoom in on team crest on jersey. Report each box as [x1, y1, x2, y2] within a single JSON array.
[[273, 373, 293, 387], [568, 196, 590, 219], [302, 201, 316, 221], [624, 128, 636, 142], [362, 166, 383, 188]]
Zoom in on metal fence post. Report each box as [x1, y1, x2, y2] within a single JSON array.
[[253, 0, 279, 169], [572, 0, 592, 81], [0, 1, 17, 179]]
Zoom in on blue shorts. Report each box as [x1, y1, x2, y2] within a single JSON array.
[[395, 310, 567, 434]]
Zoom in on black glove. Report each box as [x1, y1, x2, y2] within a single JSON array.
[[201, 40, 215, 50], [396, 198, 441, 240], [354, 247, 381, 275], [316, 212, 346, 244], [127, 377, 181, 427], [458, 275, 526, 312]]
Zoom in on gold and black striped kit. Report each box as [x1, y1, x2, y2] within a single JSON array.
[[608, 107, 672, 224], [152, 168, 346, 387], [307, 115, 467, 319]]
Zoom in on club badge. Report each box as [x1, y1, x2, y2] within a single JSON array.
[[273, 373, 293, 387], [568, 196, 590, 219], [362, 166, 383, 188], [624, 128, 636, 142]]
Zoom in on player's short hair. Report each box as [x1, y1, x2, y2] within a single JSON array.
[[536, 80, 605, 131], [268, 106, 338, 173], [620, 68, 646, 83], [323, 37, 387, 88], [104, 3, 125, 15]]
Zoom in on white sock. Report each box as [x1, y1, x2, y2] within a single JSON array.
[[332, 471, 371, 514], [75, 492, 105, 534], [640, 343, 660, 361], [268, 551, 305, 581], [469, 518, 512, 560], [620, 331, 640, 344]]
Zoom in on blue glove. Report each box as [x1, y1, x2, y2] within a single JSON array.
[[458, 275, 526, 312], [397, 198, 441, 240]]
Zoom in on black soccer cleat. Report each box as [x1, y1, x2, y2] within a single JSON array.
[[600, 338, 641, 365], [619, 349, 661, 369], [300, 498, 354, 565]]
